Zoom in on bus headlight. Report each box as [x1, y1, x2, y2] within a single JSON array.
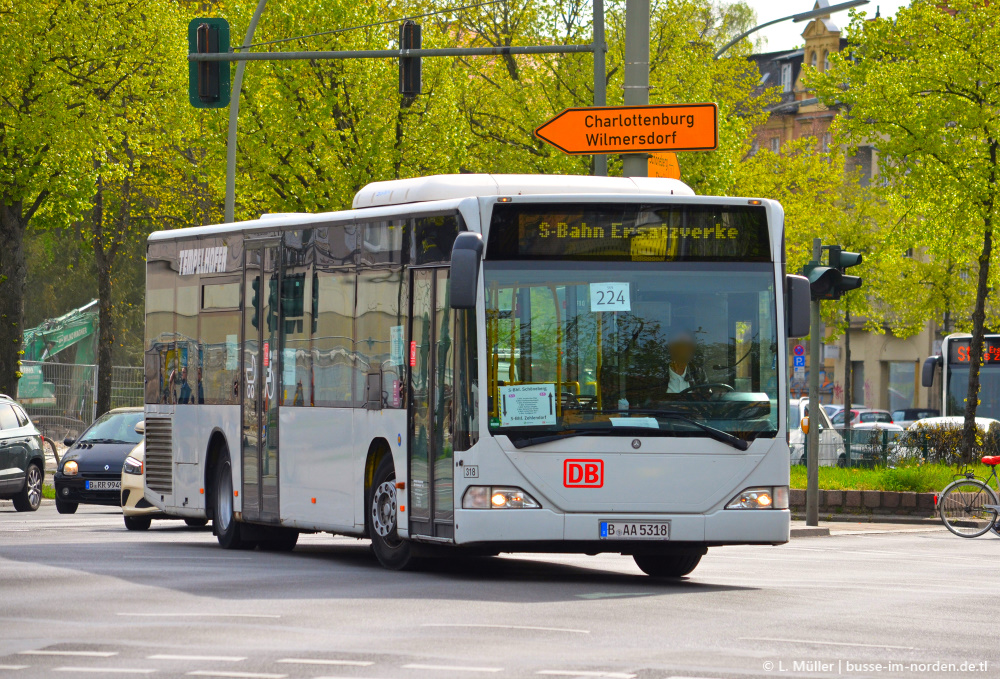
[[727, 486, 786, 509], [63, 460, 79, 476], [123, 456, 143, 475], [463, 486, 540, 509]]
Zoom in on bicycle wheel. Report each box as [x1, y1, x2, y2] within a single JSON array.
[[939, 479, 999, 538]]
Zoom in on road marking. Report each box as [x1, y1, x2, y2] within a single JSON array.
[[149, 655, 247, 662], [402, 663, 504, 673], [118, 613, 281, 619], [741, 637, 915, 650], [186, 673, 287, 679], [538, 672, 635, 678], [575, 592, 651, 600], [20, 651, 118, 658], [0, 666, 29, 670], [54, 668, 156, 674], [422, 623, 590, 634], [277, 659, 374, 667]]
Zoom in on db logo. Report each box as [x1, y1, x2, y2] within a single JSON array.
[[564, 459, 604, 488]]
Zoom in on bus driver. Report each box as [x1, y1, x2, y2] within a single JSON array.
[[666, 330, 705, 394]]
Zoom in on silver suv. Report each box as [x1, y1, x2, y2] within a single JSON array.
[[0, 394, 45, 511]]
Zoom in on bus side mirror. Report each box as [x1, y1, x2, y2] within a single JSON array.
[[922, 355, 941, 388], [785, 274, 810, 339], [450, 232, 484, 310]]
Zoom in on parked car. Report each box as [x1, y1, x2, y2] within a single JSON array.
[[121, 435, 208, 531], [891, 408, 940, 429], [840, 421, 906, 465], [824, 403, 864, 420], [54, 407, 144, 514], [0, 394, 45, 512], [832, 408, 895, 426], [788, 398, 847, 466]]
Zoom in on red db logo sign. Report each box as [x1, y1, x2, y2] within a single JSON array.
[[564, 459, 604, 488]]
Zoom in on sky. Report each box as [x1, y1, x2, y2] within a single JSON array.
[[740, 1, 911, 53]]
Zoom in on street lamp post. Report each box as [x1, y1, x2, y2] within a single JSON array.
[[714, 0, 869, 59]]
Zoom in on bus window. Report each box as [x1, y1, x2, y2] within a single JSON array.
[[313, 270, 355, 407], [413, 214, 460, 264], [200, 277, 241, 404], [145, 243, 176, 404], [356, 269, 407, 408]]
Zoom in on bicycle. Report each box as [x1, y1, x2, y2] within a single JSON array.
[[938, 455, 1000, 538]]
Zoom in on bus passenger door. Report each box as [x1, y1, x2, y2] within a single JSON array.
[[242, 240, 281, 524], [408, 268, 455, 541]]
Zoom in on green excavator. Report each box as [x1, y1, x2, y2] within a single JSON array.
[[17, 300, 99, 406]]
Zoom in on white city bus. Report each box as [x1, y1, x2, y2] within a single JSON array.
[[923, 333, 1000, 419], [143, 174, 809, 576]]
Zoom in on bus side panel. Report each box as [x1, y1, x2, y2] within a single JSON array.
[[278, 406, 355, 532], [169, 404, 241, 517], [352, 408, 408, 535]]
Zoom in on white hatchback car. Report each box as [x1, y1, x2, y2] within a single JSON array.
[[121, 436, 208, 531]]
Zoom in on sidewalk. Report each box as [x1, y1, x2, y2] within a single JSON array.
[[790, 518, 945, 537]]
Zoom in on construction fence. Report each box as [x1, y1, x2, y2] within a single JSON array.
[[16, 361, 144, 443]]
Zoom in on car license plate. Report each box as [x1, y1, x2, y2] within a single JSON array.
[[599, 520, 669, 539], [85, 480, 120, 491]]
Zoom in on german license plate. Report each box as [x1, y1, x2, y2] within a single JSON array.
[[85, 480, 120, 491], [600, 520, 669, 539]]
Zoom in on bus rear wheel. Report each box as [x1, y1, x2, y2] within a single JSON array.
[[633, 552, 703, 578], [368, 455, 415, 570], [214, 447, 256, 550]]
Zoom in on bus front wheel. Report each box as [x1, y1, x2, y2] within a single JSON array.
[[368, 455, 415, 570], [214, 448, 256, 550], [633, 552, 703, 578]]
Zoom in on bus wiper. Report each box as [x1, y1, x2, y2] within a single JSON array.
[[628, 409, 751, 451], [507, 429, 604, 449]]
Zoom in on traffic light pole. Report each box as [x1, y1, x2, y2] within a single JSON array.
[[807, 237, 821, 527], [225, 0, 268, 224], [622, 0, 649, 178], [592, 0, 607, 176]]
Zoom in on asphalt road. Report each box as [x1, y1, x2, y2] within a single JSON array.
[[1, 503, 997, 679]]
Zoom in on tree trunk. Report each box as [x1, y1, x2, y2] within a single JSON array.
[[962, 141, 999, 462], [0, 198, 28, 396], [92, 171, 114, 417]]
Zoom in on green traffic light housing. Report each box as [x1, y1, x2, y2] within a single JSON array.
[[805, 264, 842, 300], [188, 18, 230, 109], [399, 20, 422, 102], [804, 245, 864, 301]]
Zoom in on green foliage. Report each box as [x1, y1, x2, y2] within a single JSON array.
[[789, 462, 994, 493]]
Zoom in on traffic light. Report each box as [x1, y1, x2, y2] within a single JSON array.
[[188, 18, 230, 109], [266, 279, 279, 332], [251, 278, 260, 329], [802, 245, 863, 301], [828, 245, 863, 295], [399, 20, 422, 101]]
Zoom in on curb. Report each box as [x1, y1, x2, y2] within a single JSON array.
[[791, 513, 940, 526], [790, 527, 831, 537]]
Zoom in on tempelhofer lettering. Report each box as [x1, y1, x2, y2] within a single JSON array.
[[178, 246, 229, 275]]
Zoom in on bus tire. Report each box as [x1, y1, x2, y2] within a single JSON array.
[[214, 447, 256, 550], [633, 552, 702, 578], [368, 454, 415, 570]]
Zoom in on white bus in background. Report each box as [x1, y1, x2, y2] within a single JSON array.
[[923, 333, 1000, 419], [142, 174, 810, 577]]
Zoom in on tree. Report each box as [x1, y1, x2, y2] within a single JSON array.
[[813, 0, 1000, 458], [0, 1, 94, 394]]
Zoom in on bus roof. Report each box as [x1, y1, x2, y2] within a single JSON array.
[[351, 173, 695, 208]]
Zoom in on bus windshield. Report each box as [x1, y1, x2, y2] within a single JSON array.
[[484, 261, 779, 443]]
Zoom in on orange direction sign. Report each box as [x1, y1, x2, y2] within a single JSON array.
[[534, 103, 718, 155], [649, 152, 680, 179]]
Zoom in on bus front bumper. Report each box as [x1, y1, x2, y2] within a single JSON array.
[[451, 507, 790, 550]]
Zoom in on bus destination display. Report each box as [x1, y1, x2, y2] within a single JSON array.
[[948, 338, 1000, 364], [487, 203, 770, 262]]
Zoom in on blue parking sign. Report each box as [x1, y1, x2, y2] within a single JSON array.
[[793, 356, 806, 368]]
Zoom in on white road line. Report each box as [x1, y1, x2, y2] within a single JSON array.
[[54, 668, 156, 674], [0, 666, 29, 670], [421, 623, 590, 634], [537, 671, 635, 678], [20, 651, 118, 658], [186, 672, 287, 679], [118, 613, 281, 619], [149, 655, 247, 662], [402, 663, 504, 673], [740, 636, 915, 650], [276, 659, 374, 667]]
